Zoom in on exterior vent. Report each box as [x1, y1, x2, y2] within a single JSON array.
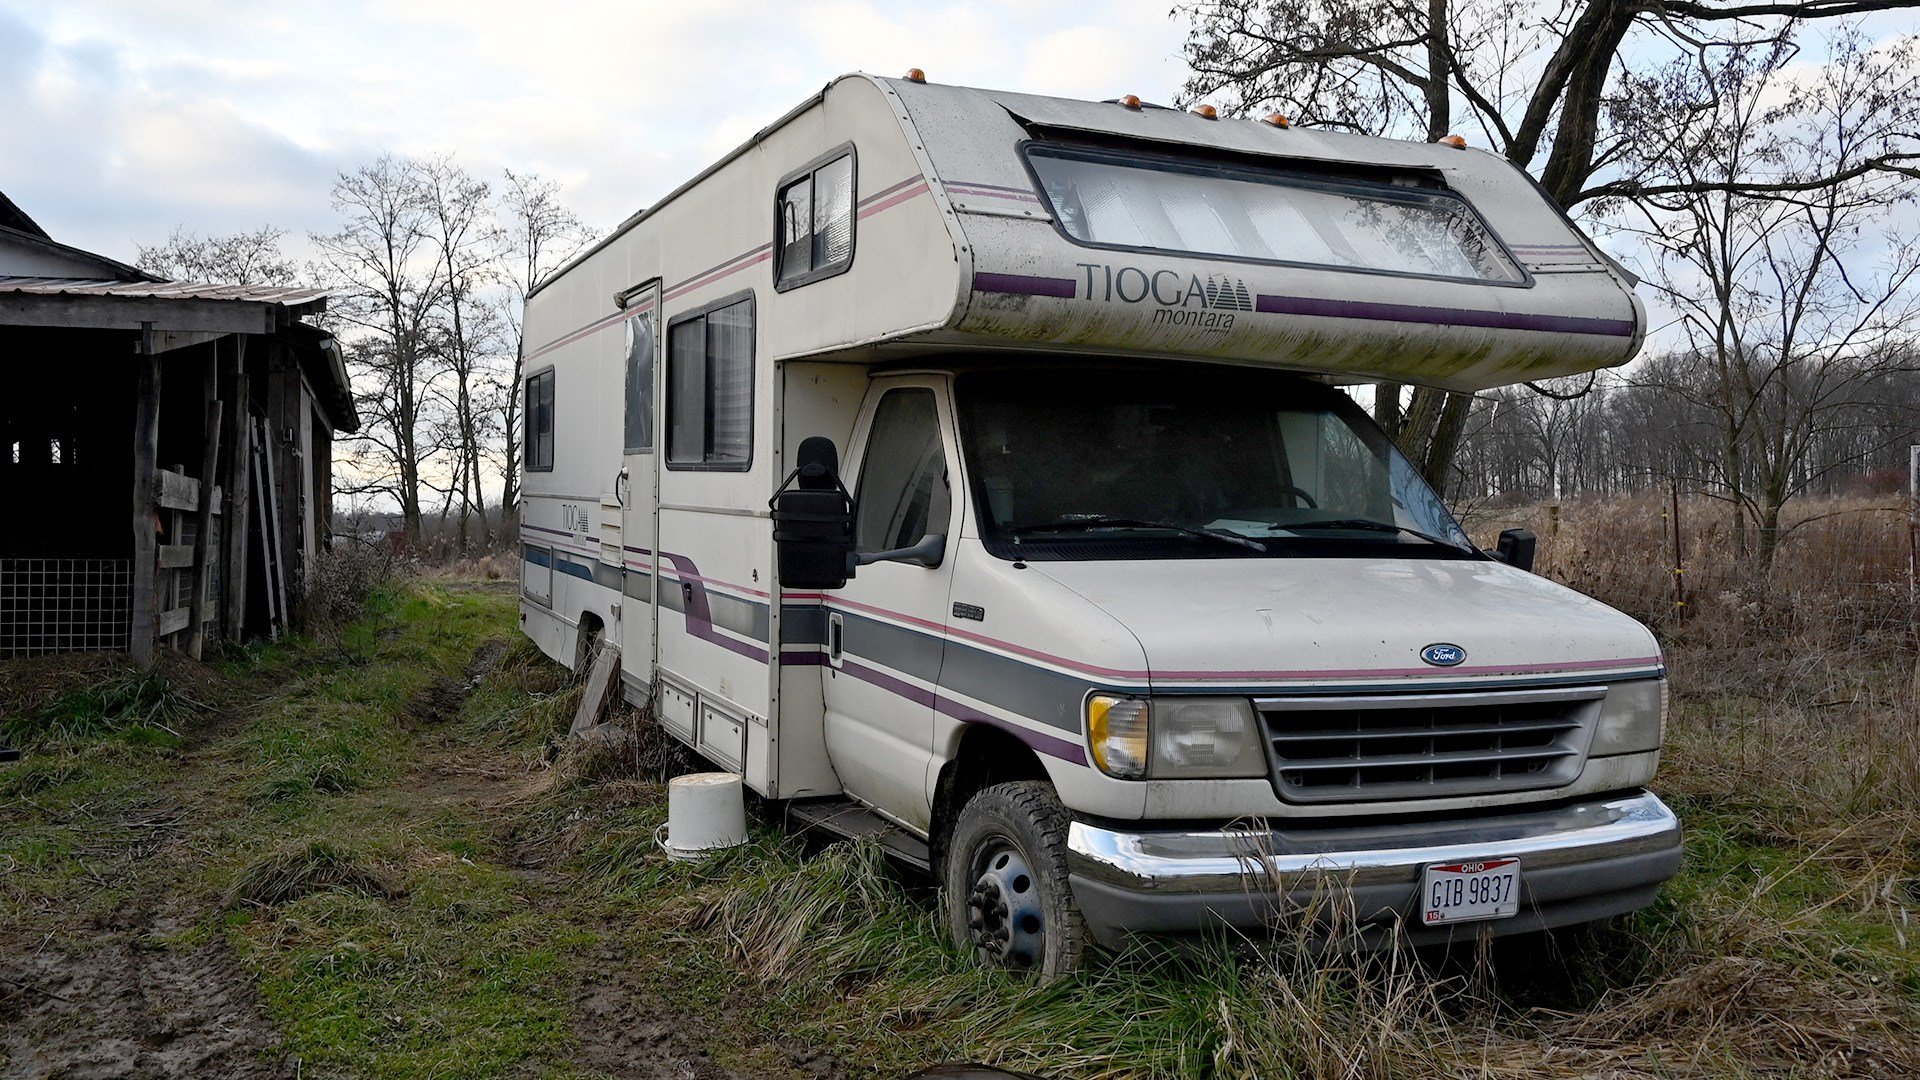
[[1254, 685, 1605, 803]]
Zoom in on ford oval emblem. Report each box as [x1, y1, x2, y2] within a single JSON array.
[[1421, 643, 1466, 667]]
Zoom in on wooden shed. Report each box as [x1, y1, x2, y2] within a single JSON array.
[[0, 193, 357, 665]]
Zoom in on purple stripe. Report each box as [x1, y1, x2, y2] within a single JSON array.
[[836, 658, 1086, 764], [1254, 294, 1635, 338], [860, 174, 924, 205], [950, 179, 1037, 195], [972, 272, 1077, 298]]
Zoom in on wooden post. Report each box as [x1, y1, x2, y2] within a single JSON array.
[[186, 341, 225, 660], [223, 336, 251, 638], [130, 323, 161, 669]]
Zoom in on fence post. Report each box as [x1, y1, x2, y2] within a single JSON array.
[[1671, 481, 1687, 617], [1908, 445, 1919, 642]]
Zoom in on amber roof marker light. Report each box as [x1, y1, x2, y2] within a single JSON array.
[[1262, 112, 1290, 128], [1118, 94, 1142, 109], [904, 68, 927, 83], [1191, 104, 1219, 119], [1438, 134, 1468, 148]]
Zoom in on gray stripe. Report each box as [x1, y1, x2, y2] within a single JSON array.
[[836, 609, 1086, 735], [780, 605, 828, 645]]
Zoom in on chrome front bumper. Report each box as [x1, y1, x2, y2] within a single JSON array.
[[1065, 790, 1683, 947]]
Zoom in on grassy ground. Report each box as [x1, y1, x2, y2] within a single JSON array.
[[4, 578, 1918, 1078]]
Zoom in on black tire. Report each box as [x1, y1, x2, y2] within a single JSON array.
[[943, 780, 1088, 978]]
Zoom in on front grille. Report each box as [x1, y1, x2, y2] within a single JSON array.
[[1255, 686, 1604, 803]]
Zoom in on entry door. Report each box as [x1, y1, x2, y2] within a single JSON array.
[[617, 282, 662, 694], [822, 379, 959, 832]]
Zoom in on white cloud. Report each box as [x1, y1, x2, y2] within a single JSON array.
[[0, 0, 1195, 262]]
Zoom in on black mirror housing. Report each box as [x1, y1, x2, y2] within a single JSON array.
[[772, 436, 856, 590], [1494, 528, 1537, 573]]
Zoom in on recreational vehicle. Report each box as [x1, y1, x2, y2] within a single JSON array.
[[517, 72, 1680, 974]]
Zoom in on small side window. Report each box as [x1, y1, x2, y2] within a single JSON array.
[[525, 369, 555, 472], [775, 147, 856, 291], [665, 294, 755, 471]]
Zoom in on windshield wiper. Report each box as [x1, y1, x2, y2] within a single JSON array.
[[1008, 515, 1267, 552], [1276, 518, 1470, 551]]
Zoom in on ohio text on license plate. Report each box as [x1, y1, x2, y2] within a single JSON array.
[[1420, 858, 1521, 926]]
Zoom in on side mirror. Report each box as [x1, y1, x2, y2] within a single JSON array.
[[856, 532, 946, 570], [771, 436, 856, 590], [1493, 528, 1537, 573]]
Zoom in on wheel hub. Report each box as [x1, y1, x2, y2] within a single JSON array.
[[965, 844, 1045, 968]]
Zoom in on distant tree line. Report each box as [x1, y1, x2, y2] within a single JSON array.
[[138, 157, 595, 551]]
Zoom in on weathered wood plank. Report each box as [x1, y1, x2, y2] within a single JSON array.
[[0, 293, 278, 334], [130, 324, 161, 669], [158, 544, 196, 570], [157, 607, 191, 637], [223, 337, 252, 638], [155, 470, 199, 511], [188, 341, 224, 660]]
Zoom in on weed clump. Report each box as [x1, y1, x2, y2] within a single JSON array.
[[3, 666, 200, 749], [227, 838, 392, 909]]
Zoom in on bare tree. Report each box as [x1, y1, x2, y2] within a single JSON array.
[[312, 156, 447, 546], [1179, 0, 1920, 494], [496, 170, 592, 525], [135, 226, 298, 285], [1611, 31, 1920, 565], [418, 154, 501, 551]]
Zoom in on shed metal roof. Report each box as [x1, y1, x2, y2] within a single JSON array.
[[0, 275, 330, 306]]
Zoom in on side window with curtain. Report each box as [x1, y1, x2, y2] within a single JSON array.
[[855, 389, 951, 554], [665, 295, 755, 471], [623, 310, 655, 454], [524, 369, 555, 471], [775, 147, 856, 291]]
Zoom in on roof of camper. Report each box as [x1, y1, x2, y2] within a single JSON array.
[[534, 73, 1570, 299]]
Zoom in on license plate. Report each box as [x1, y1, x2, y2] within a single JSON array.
[[1420, 858, 1521, 926]]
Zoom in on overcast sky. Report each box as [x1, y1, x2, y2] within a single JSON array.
[[0, 1, 1194, 262]]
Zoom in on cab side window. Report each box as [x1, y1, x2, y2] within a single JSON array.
[[855, 389, 950, 554], [775, 148, 855, 291]]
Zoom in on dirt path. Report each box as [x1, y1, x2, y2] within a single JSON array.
[[2, 620, 843, 1080]]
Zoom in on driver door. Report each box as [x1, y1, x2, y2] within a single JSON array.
[[821, 377, 959, 832]]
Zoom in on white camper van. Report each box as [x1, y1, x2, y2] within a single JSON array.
[[518, 72, 1680, 974]]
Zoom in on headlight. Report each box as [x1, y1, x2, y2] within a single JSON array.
[[1590, 678, 1667, 756], [1087, 695, 1267, 779], [1087, 695, 1149, 778]]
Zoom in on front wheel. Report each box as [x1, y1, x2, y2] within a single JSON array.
[[943, 781, 1088, 978]]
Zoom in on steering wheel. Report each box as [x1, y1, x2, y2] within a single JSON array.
[[1279, 486, 1319, 509]]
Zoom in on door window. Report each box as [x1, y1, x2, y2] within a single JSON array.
[[855, 389, 950, 554], [623, 310, 655, 453]]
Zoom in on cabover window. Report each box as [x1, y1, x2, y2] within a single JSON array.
[[775, 147, 855, 290], [524, 368, 554, 472], [1025, 145, 1523, 284], [666, 294, 754, 470]]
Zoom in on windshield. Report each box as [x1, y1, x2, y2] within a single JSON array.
[[955, 369, 1476, 560]]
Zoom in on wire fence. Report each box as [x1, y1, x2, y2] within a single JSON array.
[[0, 558, 133, 658]]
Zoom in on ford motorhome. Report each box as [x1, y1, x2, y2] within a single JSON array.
[[517, 73, 1679, 975]]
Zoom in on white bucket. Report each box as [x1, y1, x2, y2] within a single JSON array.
[[661, 772, 748, 861]]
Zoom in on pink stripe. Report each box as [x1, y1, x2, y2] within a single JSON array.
[[856, 181, 929, 220], [785, 590, 1661, 683], [663, 249, 771, 302], [522, 174, 927, 360]]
